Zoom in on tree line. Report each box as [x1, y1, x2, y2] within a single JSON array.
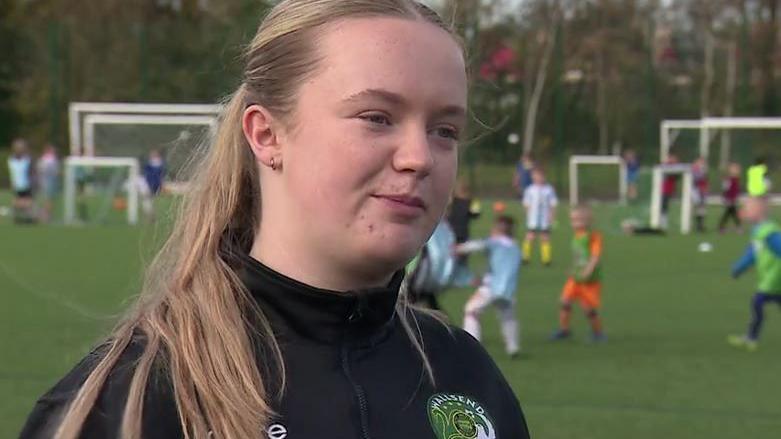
[[2, 0, 781, 171]]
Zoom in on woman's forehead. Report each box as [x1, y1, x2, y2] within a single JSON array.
[[306, 16, 467, 105]]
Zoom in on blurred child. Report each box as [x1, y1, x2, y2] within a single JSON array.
[[551, 205, 606, 342], [718, 162, 742, 233], [143, 149, 166, 195], [139, 149, 166, 221], [513, 153, 535, 198], [728, 197, 781, 351], [522, 167, 558, 265], [447, 179, 481, 244], [692, 157, 708, 233], [747, 157, 770, 197], [36, 144, 60, 223], [620, 218, 665, 236], [623, 149, 640, 201], [446, 178, 481, 286], [456, 215, 522, 357], [7, 138, 35, 223], [406, 220, 456, 311]]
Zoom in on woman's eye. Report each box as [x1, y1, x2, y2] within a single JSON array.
[[359, 113, 391, 126], [432, 126, 460, 140]]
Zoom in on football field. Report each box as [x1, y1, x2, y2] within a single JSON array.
[[1, 196, 780, 438]]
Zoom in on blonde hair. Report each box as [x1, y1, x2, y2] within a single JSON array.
[[54, 1, 461, 439], [570, 204, 593, 225]]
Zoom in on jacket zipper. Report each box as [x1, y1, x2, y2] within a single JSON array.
[[342, 303, 371, 439], [341, 330, 372, 439]]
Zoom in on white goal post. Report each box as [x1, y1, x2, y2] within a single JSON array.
[[569, 155, 628, 205], [660, 119, 703, 163], [82, 113, 218, 157], [69, 102, 221, 156], [649, 164, 694, 234], [63, 156, 141, 225], [661, 117, 781, 165]]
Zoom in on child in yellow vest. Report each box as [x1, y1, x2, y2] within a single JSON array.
[[747, 157, 769, 196]]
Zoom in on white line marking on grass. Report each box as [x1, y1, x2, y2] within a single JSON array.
[[0, 261, 112, 321]]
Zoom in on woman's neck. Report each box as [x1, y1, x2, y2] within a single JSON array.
[[249, 228, 393, 293]]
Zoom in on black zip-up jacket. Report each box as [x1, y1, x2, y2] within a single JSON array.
[[20, 254, 530, 438]]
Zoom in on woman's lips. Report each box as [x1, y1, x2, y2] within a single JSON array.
[[373, 194, 427, 216]]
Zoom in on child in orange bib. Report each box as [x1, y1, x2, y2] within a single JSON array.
[[551, 205, 606, 342]]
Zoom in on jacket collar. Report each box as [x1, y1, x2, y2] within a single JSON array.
[[237, 253, 403, 344]]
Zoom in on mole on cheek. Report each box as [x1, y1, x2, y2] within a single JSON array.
[[368, 224, 375, 233]]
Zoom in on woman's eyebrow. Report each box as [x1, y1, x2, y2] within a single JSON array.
[[342, 88, 466, 119], [432, 104, 467, 120], [342, 88, 407, 106]]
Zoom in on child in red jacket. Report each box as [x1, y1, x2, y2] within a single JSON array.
[[719, 162, 742, 233]]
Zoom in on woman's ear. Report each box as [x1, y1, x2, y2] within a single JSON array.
[[243, 104, 282, 170]]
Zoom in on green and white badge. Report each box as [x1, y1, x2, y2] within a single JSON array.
[[427, 393, 496, 439]]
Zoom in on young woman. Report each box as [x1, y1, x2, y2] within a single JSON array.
[[20, 1, 530, 438]]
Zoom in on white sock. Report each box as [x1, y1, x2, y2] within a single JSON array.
[[141, 197, 154, 218], [498, 306, 520, 354], [463, 312, 481, 341]]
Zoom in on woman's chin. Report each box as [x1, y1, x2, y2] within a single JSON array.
[[358, 241, 421, 271]]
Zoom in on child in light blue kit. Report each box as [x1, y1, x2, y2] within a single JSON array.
[[455, 215, 522, 357]]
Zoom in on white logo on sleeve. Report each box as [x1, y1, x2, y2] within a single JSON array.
[[267, 423, 288, 439]]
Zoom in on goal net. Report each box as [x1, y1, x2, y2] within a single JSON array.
[[69, 102, 220, 190], [568, 155, 627, 205], [63, 156, 140, 225], [661, 117, 781, 201], [567, 155, 639, 233]]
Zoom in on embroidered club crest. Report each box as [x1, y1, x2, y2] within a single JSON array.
[[427, 393, 497, 439]]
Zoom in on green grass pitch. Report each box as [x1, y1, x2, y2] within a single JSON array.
[[1, 195, 780, 438]]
